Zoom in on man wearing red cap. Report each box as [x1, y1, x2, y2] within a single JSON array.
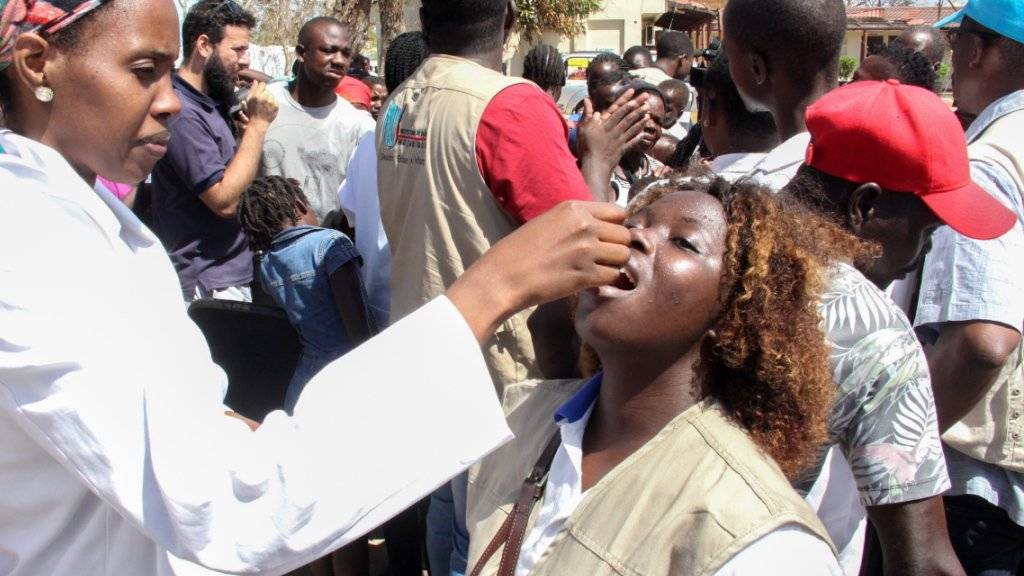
[[917, 0, 1024, 570], [783, 79, 1017, 576]]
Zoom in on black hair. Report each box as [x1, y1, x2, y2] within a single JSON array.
[[876, 42, 938, 91], [623, 45, 654, 68], [656, 31, 695, 60], [704, 53, 778, 142], [238, 176, 310, 253], [631, 81, 665, 106], [362, 75, 385, 88], [182, 0, 257, 61], [785, 165, 860, 223], [586, 52, 630, 93], [0, 70, 12, 126], [894, 25, 949, 65], [658, 79, 690, 105], [723, 0, 846, 85], [420, 0, 507, 55], [523, 44, 565, 92], [384, 31, 430, 93], [298, 16, 344, 48], [349, 53, 371, 78]]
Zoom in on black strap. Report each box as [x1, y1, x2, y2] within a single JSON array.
[[469, 433, 562, 576]]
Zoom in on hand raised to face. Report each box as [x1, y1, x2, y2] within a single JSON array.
[[447, 201, 631, 344]]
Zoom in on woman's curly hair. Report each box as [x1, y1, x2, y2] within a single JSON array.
[[628, 176, 875, 479]]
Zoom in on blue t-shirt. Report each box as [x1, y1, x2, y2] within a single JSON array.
[[151, 74, 252, 297], [259, 226, 369, 411]]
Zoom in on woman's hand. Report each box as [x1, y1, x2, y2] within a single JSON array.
[[447, 201, 631, 344]]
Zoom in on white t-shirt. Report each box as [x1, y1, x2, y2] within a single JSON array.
[[516, 402, 842, 576], [0, 130, 511, 576], [338, 132, 391, 326], [747, 132, 812, 191], [261, 82, 376, 221]]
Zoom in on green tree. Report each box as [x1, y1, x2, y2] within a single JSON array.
[[515, 0, 605, 43]]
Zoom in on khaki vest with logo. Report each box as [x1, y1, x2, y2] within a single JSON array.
[[467, 380, 835, 576], [943, 105, 1024, 473], [377, 55, 538, 392]]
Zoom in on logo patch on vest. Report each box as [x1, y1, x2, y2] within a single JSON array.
[[382, 100, 404, 150]]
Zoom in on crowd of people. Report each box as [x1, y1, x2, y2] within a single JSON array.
[[0, 0, 1022, 575]]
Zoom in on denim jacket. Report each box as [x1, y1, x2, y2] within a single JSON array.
[[259, 225, 370, 411]]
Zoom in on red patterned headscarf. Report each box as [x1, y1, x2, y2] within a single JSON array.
[[1, 0, 107, 71]]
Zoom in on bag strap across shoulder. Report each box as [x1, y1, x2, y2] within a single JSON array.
[[469, 433, 562, 576]]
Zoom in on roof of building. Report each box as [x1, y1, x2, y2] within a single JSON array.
[[658, 1, 718, 30], [846, 6, 960, 30]]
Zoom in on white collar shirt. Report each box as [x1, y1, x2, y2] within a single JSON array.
[[514, 377, 842, 576], [711, 152, 769, 183], [0, 130, 511, 576], [338, 132, 391, 326], [748, 132, 812, 191]]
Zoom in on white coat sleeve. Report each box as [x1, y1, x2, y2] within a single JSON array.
[[0, 255, 510, 576]]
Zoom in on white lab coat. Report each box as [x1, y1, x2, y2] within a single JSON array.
[[0, 130, 511, 575]]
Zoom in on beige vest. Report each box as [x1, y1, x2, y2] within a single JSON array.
[[377, 55, 539, 392], [943, 105, 1024, 472], [467, 380, 835, 576]]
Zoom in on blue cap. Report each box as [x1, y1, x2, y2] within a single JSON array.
[[935, 0, 1024, 44]]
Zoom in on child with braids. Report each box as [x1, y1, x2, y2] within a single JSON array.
[[239, 175, 376, 413]]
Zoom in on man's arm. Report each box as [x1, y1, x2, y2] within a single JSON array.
[[915, 161, 1024, 432], [925, 321, 1022, 433], [0, 192, 627, 574], [866, 498, 966, 576], [199, 82, 279, 218], [476, 85, 647, 222]]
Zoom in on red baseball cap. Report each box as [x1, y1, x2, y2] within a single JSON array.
[[335, 75, 372, 110], [805, 79, 1016, 240]]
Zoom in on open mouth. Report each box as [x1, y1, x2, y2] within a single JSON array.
[[612, 267, 637, 291]]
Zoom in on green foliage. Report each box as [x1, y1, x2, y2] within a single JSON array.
[[515, 0, 605, 43], [937, 61, 951, 79], [839, 55, 857, 80]]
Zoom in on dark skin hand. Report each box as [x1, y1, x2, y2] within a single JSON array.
[[865, 498, 965, 576], [329, 261, 377, 346], [577, 89, 651, 202], [923, 320, 1022, 433], [447, 201, 631, 345]]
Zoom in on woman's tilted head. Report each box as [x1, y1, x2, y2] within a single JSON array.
[[0, 0, 181, 183], [579, 176, 871, 478]]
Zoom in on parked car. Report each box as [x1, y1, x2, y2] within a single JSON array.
[[558, 51, 605, 115]]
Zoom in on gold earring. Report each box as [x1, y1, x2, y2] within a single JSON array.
[[34, 86, 54, 103]]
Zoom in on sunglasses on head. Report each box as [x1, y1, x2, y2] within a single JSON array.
[[212, 0, 245, 15]]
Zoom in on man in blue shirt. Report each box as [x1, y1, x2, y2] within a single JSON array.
[[919, 1, 1024, 573], [151, 0, 278, 301]]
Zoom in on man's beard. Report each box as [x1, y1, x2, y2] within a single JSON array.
[[204, 52, 236, 104]]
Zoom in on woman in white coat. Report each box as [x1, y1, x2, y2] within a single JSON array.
[[0, 0, 639, 573]]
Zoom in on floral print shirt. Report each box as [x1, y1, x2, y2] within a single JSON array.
[[797, 263, 950, 505]]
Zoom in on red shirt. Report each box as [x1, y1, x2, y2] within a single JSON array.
[[475, 84, 592, 223]]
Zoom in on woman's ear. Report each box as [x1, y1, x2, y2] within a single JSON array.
[[11, 32, 52, 96], [848, 183, 883, 233]]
